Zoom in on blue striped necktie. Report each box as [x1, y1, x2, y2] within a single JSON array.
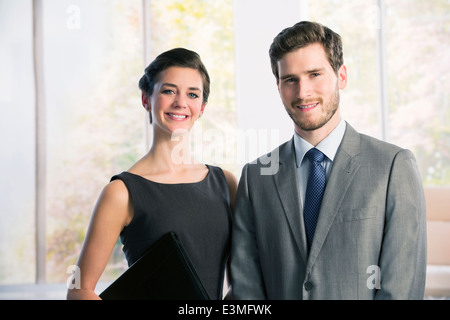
[[303, 148, 326, 250]]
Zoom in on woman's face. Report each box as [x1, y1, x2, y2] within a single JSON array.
[[147, 66, 206, 136]]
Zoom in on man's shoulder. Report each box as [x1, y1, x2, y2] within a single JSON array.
[[345, 123, 403, 154], [358, 132, 404, 155], [347, 125, 415, 165], [243, 138, 293, 176], [256, 138, 292, 161]]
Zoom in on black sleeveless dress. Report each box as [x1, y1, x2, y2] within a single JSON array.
[[110, 165, 232, 300]]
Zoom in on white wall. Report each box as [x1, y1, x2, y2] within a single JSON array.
[[233, 0, 301, 155]]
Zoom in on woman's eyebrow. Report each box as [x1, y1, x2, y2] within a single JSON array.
[[161, 83, 201, 91]]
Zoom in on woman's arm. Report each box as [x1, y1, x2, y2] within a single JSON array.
[[221, 169, 238, 298], [222, 169, 238, 213], [66, 179, 133, 300]]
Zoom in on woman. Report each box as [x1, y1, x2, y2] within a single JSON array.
[[67, 48, 237, 300]]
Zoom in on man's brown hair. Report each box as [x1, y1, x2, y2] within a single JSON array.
[[269, 21, 344, 81]]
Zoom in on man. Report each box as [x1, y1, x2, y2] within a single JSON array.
[[229, 21, 427, 299]]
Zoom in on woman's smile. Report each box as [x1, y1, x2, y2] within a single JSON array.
[[166, 112, 189, 120]]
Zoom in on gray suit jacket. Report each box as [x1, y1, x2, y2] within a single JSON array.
[[229, 123, 427, 299]]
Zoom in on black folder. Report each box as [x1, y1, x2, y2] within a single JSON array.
[[99, 231, 210, 300]]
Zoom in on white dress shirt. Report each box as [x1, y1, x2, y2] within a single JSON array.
[[293, 119, 347, 207]]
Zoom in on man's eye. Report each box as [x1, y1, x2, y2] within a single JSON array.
[[311, 73, 320, 77]]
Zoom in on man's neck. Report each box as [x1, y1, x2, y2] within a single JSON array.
[[294, 113, 341, 147]]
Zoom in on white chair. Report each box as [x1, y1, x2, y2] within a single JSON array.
[[424, 187, 450, 299]]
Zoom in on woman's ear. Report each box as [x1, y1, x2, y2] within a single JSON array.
[[141, 91, 150, 111], [141, 91, 152, 124], [199, 103, 206, 118]]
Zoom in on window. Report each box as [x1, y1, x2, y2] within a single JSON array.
[[0, 0, 237, 287], [148, 0, 237, 174], [0, 0, 448, 297], [0, 0, 36, 285], [307, 0, 450, 187]]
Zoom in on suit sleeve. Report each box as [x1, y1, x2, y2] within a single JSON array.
[[375, 149, 427, 299], [229, 164, 267, 299]]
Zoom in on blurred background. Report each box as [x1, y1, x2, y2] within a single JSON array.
[[0, 0, 449, 299]]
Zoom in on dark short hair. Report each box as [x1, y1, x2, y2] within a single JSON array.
[[139, 47, 211, 103], [269, 21, 344, 81]]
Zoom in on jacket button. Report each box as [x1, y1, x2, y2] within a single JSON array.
[[304, 281, 314, 291]]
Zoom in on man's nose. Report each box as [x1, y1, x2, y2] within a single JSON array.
[[297, 80, 312, 100]]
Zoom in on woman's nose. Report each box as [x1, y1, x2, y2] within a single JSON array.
[[174, 93, 188, 108]]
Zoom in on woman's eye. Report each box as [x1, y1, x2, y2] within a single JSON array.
[[188, 93, 199, 99], [162, 89, 174, 94]]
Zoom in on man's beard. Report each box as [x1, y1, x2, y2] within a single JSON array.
[[287, 85, 340, 132]]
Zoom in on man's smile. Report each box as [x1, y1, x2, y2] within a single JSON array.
[[296, 102, 319, 111]]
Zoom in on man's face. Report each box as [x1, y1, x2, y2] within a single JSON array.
[[277, 43, 347, 136]]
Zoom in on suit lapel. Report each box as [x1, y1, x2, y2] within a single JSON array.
[[273, 138, 308, 264], [306, 123, 362, 269]]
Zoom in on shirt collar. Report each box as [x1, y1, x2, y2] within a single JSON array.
[[294, 119, 346, 167]]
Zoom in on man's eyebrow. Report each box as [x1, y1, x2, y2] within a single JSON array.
[[307, 68, 325, 74], [279, 74, 298, 81], [279, 68, 326, 80]]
